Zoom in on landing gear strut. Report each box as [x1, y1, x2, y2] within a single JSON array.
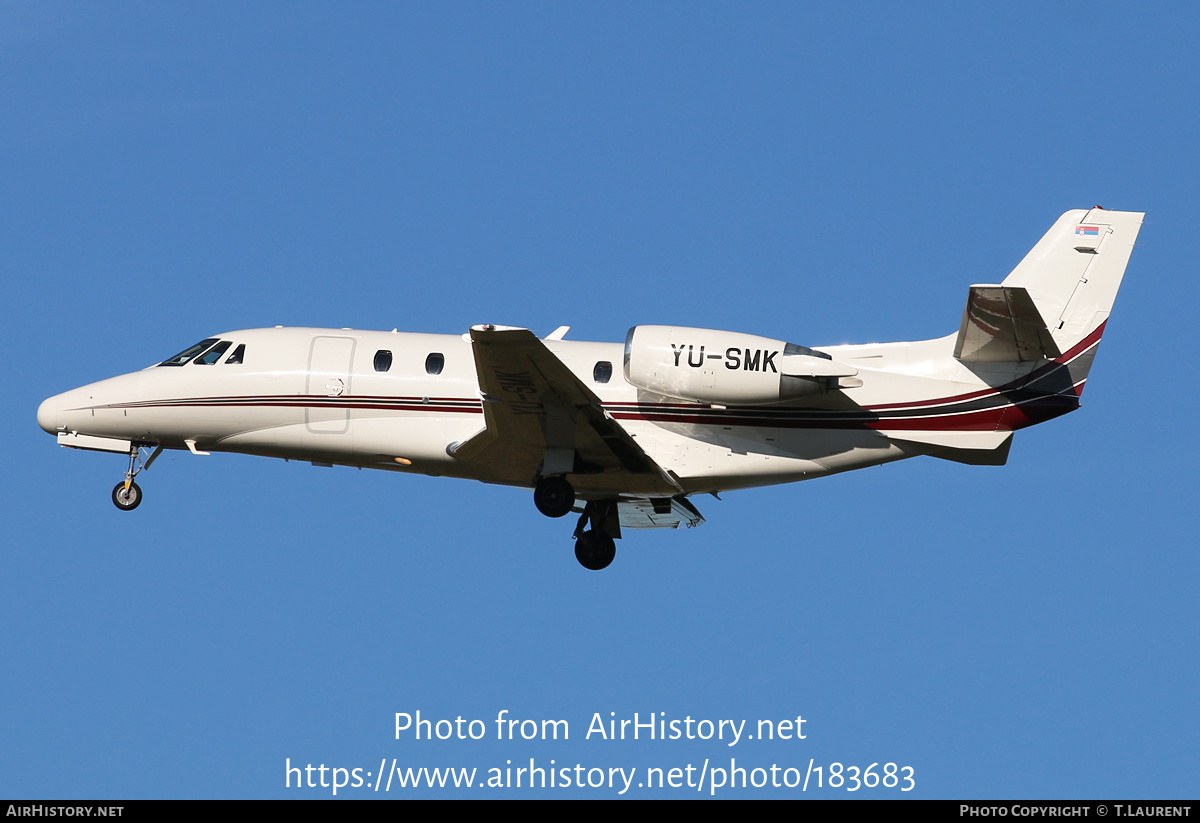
[[112, 443, 162, 512], [534, 475, 575, 518], [572, 499, 620, 571]]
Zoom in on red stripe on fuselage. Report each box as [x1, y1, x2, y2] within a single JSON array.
[[863, 322, 1104, 411]]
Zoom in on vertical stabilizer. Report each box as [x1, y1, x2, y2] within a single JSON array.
[[1000, 208, 1143, 356]]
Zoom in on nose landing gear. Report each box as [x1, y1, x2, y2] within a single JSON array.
[[111, 443, 162, 512]]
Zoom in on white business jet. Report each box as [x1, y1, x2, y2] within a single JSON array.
[[38, 208, 1141, 570]]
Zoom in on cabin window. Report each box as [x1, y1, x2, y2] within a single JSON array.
[[224, 344, 245, 365], [193, 340, 232, 365], [425, 353, 445, 375], [593, 360, 612, 383], [374, 350, 393, 372], [159, 338, 219, 367]]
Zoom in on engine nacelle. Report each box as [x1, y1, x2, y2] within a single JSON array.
[[623, 325, 858, 405]]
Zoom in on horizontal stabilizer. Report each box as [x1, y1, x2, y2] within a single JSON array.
[[954, 285, 1062, 363]]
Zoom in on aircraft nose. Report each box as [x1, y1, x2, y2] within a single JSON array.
[[37, 395, 60, 435]]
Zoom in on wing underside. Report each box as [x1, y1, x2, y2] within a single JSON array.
[[449, 325, 681, 497]]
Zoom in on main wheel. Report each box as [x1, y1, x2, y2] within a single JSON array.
[[533, 476, 574, 518], [574, 530, 616, 571], [112, 481, 142, 511]]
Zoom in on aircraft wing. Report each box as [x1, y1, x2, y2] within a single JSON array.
[[450, 325, 681, 495]]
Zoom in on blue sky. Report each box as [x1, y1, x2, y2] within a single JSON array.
[[3, 3, 1196, 798]]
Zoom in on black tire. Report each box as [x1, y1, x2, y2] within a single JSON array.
[[533, 476, 575, 518], [112, 481, 142, 511], [574, 530, 616, 571]]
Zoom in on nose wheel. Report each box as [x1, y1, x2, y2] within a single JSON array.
[[112, 481, 143, 511]]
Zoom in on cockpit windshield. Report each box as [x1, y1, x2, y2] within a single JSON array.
[[159, 338, 219, 367], [193, 341, 232, 365]]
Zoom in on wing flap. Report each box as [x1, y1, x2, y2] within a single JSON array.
[[618, 496, 705, 530]]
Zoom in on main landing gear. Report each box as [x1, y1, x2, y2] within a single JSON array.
[[572, 499, 620, 571], [112, 443, 162, 512], [574, 529, 616, 571], [531, 478, 621, 570], [533, 475, 575, 518]]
